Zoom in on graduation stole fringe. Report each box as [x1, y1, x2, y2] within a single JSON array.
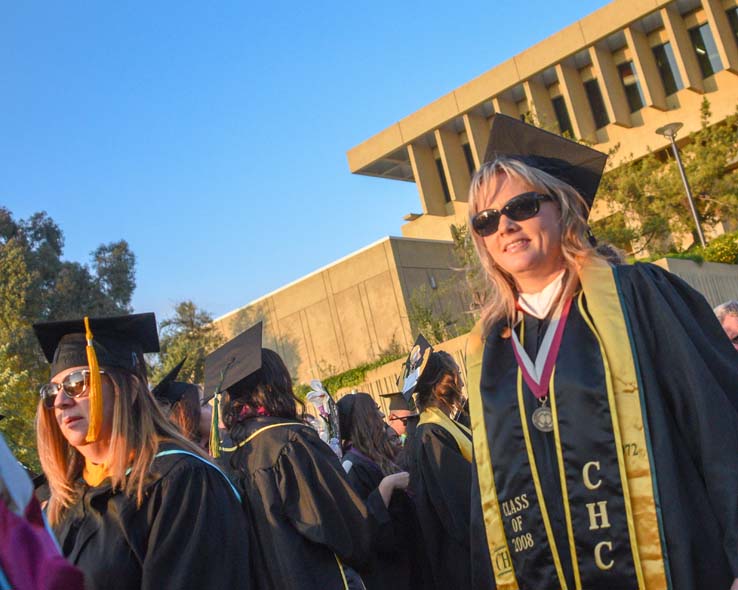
[[417, 406, 473, 463], [83, 317, 104, 443], [466, 259, 668, 590]]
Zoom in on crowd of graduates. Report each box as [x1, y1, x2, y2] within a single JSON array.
[[3, 115, 738, 590]]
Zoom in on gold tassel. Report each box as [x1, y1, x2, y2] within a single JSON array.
[[84, 317, 104, 443], [210, 392, 221, 458]]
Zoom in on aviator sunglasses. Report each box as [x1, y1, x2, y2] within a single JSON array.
[[40, 369, 107, 409], [471, 192, 553, 237]]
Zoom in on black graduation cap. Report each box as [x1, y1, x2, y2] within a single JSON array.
[[483, 113, 608, 211], [379, 392, 416, 413], [33, 313, 159, 377], [397, 334, 433, 403], [151, 358, 190, 405], [203, 322, 262, 398]]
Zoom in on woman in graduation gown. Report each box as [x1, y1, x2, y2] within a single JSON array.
[[152, 359, 212, 451], [465, 114, 738, 590], [404, 344, 473, 590], [209, 324, 388, 590], [337, 392, 421, 590], [34, 313, 251, 590]]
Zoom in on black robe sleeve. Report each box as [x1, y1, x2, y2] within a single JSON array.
[[618, 262, 738, 578], [143, 457, 251, 590], [276, 436, 385, 570]]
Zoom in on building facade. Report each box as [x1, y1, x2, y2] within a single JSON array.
[[214, 237, 469, 382], [347, 0, 738, 241]]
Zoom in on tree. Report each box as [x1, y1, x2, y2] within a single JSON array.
[[153, 301, 225, 386], [594, 98, 738, 255], [92, 241, 136, 312], [0, 238, 42, 471]]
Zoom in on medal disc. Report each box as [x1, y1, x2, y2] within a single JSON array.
[[532, 405, 554, 432]]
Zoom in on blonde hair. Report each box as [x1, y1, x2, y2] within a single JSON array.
[[37, 367, 205, 525], [467, 157, 607, 334]]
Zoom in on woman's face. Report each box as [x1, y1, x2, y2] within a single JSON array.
[[51, 365, 115, 450], [479, 172, 565, 292]]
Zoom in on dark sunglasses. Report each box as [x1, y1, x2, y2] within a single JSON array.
[[40, 369, 106, 409], [471, 192, 553, 237]]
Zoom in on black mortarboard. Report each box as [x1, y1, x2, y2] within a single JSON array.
[[380, 392, 415, 413], [483, 114, 608, 211], [33, 313, 159, 377], [397, 334, 433, 402], [151, 358, 190, 405], [203, 322, 262, 398]]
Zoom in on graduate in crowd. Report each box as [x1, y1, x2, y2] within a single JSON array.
[[151, 358, 212, 450], [402, 336, 472, 590], [714, 299, 738, 351], [337, 392, 419, 590], [34, 313, 251, 590], [465, 114, 738, 590], [206, 322, 387, 590]]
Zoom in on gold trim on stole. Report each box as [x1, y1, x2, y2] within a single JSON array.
[[579, 261, 668, 590], [549, 369, 583, 590], [466, 322, 520, 589]]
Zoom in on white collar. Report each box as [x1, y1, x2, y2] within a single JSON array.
[[517, 270, 566, 320]]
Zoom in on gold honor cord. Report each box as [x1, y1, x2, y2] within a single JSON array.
[[517, 328, 569, 590], [577, 264, 668, 589], [333, 554, 349, 590], [549, 369, 583, 590], [466, 324, 519, 589], [83, 317, 104, 443], [219, 422, 299, 453]]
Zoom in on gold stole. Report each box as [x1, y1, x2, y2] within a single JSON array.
[[418, 406, 473, 463], [466, 259, 668, 589]]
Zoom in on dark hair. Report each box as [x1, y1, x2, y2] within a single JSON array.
[[337, 393, 399, 476], [167, 384, 202, 444], [222, 348, 305, 442], [415, 351, 463, 413]]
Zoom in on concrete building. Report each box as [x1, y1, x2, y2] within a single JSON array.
[[214, 237, 469, 382], [347, 0, 738, 242]]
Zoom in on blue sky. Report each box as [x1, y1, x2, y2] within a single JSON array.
[[1, 1, 610, 322]]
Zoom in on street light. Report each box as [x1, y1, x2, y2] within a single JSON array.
[[655, 121, 707, 248]]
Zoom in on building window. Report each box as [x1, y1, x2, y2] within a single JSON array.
[[584, 79, 610, 129], [617, 61, 645, 112], [435, 157, 451, 203], [689, 23, 723, 78], [461, 143, 476, 175], [652, 42, 683, 95], [551, 96, 574, 137], [728, 8, 738, 42]]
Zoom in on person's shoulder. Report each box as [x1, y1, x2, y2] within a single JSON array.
[[416, 421, 456, 446], [151, 442, 223, 481]]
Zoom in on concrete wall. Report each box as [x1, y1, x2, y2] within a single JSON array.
[[214, 237, 467, 383]]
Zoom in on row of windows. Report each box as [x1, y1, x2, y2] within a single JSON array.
[[548, 8, 737, 133], [433, 7, 738, 200]]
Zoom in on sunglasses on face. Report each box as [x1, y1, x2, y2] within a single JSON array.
[[471, 192, 553, 237], [40, 369, 107, 409]]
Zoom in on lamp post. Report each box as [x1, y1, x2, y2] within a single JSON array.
[[655, 122, 707, 248]]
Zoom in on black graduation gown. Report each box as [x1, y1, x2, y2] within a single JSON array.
[[470, 262, 738, 590], [229, 416, 388, 590], [409, 420, 472, 590], [341, 448, 427, 590], [54, 442, 251, 590]]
